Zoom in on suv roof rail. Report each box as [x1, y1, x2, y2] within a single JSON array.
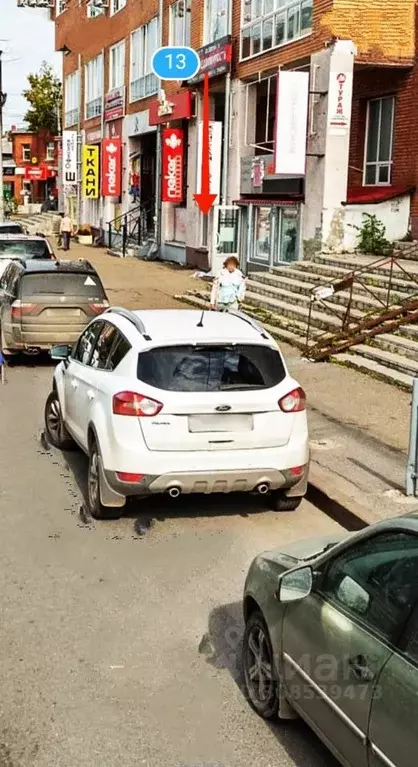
[[228, 309, 269, 340], [105, 306, 152, 341]]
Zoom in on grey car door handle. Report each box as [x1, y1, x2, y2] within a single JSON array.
[[348, 655, 374, 682]]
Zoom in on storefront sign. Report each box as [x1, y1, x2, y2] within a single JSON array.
[[109, 119, 123, 139], [274, 71, 309, 177], [104, 86, 125, 122], [85, 128, 102, 144], [328, 72, 353, 134], [188, 36, 232, 84], [25, 166, 48, 181], [62, 130, 78, 185], [101, 137, 122, 197], [3, 167, 15, 177], [196, 121, 222, 203], [149, 91, 193, 125], [251, 158, 265, 188], [127, 110, 156, 137], [161, 128, 184, 203], [82, 145, 99, 199]]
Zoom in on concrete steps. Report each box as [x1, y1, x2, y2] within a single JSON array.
[[15, 212, 61, 236], [175, 252, 418, 390]]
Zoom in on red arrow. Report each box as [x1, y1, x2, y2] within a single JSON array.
[[194, 72, 217, 215]]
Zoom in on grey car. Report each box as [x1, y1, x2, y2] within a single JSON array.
[[0, 258, 109, 355], [243, 515, 418, 767]]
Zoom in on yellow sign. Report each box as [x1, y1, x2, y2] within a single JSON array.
[[82, 145, 99, 199]]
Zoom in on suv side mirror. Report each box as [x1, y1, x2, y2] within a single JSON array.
[[277, 566, 313, 603], [50, 344, 71, 361]]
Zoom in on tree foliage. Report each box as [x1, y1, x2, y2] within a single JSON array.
[[23, 62, 62, 134]]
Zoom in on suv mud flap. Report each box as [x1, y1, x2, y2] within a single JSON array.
[[98, 455, 126, 508]]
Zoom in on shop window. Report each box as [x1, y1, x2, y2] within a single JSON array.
[[21, 144, 31, 162], [130, 18, 159, 103], [170, 0, 191, 47], [45, 143, 55, 161], [364, 96, 395, 186], [64, 70, 80, 127], [109, 40, 125, 90], [248, 205, 300, 265], [241, 0, 313, 60], [205, 0, 228, 43], [85, 54, 104, 120], [110, 0, 126, 15]]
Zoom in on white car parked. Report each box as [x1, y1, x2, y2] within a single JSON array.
[[44, 307, 310, 519]]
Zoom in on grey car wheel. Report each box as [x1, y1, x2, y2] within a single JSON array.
[[243, 610, 279, 719]]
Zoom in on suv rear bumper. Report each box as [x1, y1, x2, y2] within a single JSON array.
[[104, 463, 309, 498]]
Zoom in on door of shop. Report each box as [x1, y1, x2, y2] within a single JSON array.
[[241, 203, 300, 269], [211, 205, 240, 275]]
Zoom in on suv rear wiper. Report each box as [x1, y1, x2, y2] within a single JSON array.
[[220, 384, 265, 390]]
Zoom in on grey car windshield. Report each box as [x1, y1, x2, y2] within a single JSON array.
[[0, 240, 50, 259], [137, 344, 286, 392]]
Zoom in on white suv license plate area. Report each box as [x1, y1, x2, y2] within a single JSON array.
[[188, 414, 254, 433]]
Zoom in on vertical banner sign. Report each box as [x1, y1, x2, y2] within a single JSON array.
[[82, 145, 99, 199], [328, 71, 353, 135], [62, 130, 78, 186], [196, 121, 222, 204], [161, 128, 184, 203], [101, 138, 122, 197], [274, 71, 310, 177]]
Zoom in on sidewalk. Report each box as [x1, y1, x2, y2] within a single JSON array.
[[70, 243, 418, 526]]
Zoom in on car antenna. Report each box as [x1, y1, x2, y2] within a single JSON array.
[[196, 309, 205, 327]]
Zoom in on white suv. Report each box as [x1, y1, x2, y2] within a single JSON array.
[[44, 307, 309, 519]]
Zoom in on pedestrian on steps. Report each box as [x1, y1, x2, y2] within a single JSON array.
[[210, 256, 246, 313]]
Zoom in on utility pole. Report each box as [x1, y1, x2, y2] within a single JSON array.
[[0, 51, 6, 223]]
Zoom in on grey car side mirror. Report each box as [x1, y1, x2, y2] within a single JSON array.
[[277, 565, 313, 603]]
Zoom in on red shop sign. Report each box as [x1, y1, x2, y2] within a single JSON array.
[[149, 91, 193, 126], [161, 128, 184, 203], [25, 166, 48, 181], [101, 137, 122, 197]]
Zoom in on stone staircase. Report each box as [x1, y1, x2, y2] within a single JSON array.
[[15, 212, 61, 237], [176, 253, 418, 390]]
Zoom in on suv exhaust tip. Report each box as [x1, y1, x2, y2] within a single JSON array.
[[256, 483, 270, 495], [25, 347, 41, 356], [167, 486, 181, 498]]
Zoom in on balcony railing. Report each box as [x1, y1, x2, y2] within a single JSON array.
[[86, 98, 102, 120], [130, 73, 158, 103]]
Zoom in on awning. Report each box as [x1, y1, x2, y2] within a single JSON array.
[[234, 197, 303, 206], [345, 185, 415, 205]]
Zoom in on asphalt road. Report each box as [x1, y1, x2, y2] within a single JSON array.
[[0, 359, 341, 767]]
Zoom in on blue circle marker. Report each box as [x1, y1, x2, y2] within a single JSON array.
[[151, 46, 200, 81]]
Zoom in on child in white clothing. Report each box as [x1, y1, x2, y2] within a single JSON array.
[[210, 256, 246, 312]]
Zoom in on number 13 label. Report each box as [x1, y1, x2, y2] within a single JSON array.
[[152, 47, 200, 81]]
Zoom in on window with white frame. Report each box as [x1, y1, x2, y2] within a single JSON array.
[[87, 0, 105, 18], [170, 0, 191, 47], [46, 142, 55, 161], [109, 40, 125, 90], [110, 0, 126, 16], [56, 0, 66, 16], [85, 54, 104, 120], [130, 18, 159, 103], [205, 0, 228, 43], [364, 96, 395, 186], [241, 0, 313, 60], [21, 144, 31, 162], [64, 70, 80, 127]]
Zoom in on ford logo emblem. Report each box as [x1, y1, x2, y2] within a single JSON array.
[[215, 405, 231, 412]]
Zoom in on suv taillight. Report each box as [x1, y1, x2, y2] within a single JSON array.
[[278, 387, 306, 413], [112, 391, 163, 417], [89, 301, 109, 314], [11, 300, 37, 320]]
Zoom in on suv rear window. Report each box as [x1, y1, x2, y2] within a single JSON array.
[[20, 272, 106, 298], [137, 344, 286, 392], [0, 239, 50, 259]]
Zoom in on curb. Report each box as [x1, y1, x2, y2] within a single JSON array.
[[307, 462, 378, 531]]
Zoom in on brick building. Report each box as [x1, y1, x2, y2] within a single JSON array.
[[52, 0, 418, 268], [3, 128, 58, 205]]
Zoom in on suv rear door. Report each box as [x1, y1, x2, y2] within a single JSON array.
[[18, 270, 108, 345], [136, 342, 301, 452]]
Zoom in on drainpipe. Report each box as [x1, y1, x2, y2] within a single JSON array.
[[99, 47, 105, 236], [220, 0, 233, 206], [154, 0, 164, 255], [76, 53, 82, 227]]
